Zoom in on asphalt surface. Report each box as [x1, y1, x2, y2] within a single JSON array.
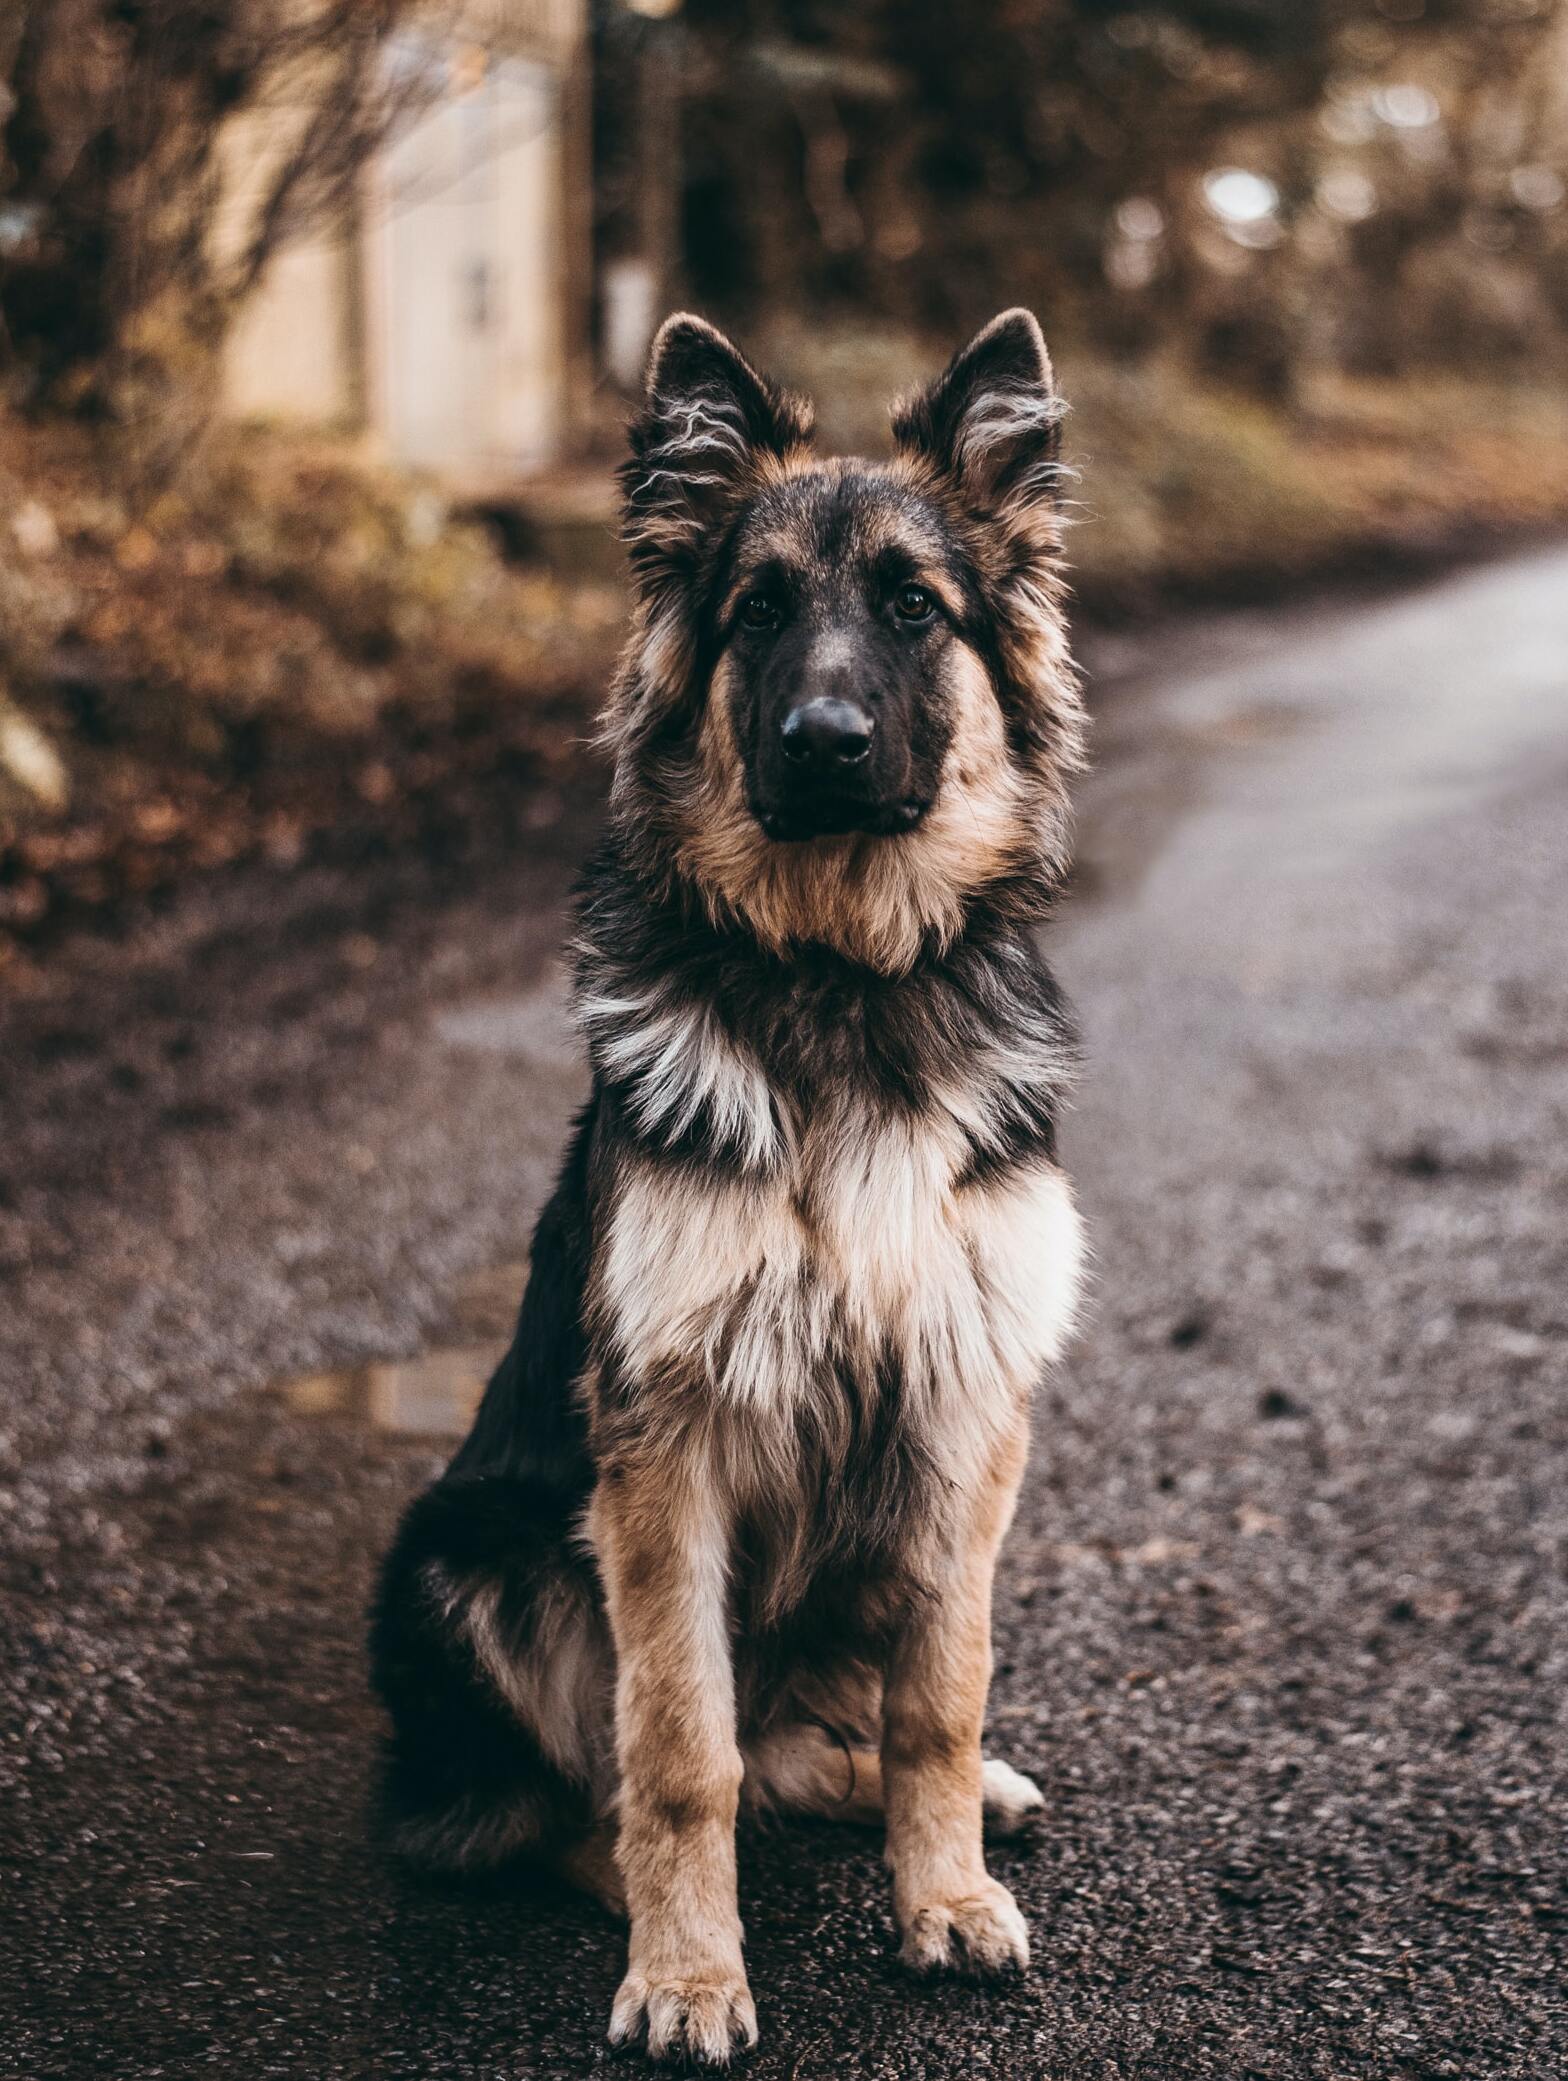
[[3, 549, 1567, 2079]]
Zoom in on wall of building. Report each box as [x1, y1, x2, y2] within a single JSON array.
[[218, 0, 587, 478]]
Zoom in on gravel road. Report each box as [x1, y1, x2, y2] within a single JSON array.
[[2, 549, 1566, 2079]]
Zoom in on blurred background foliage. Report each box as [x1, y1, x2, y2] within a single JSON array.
[[597, 0, 1568, 390], [3, 0, 1568, 959]]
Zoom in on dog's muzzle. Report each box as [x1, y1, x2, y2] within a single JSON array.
[[756, 695, 926, 841]]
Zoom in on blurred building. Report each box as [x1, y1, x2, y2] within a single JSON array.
[[219, 0, 590, 481]]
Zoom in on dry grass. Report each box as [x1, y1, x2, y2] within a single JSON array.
[[0, 422, 621, 955], [1063, 362, 1568, 610]]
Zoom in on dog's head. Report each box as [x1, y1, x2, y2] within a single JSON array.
[[606, 310, 1084, 972]]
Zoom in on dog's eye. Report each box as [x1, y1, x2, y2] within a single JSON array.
[[739, 593, 781, 632], [894, 584, 935, 623]]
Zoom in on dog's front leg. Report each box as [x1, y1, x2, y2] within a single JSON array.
[[881, 1429, 1032, 1977], [592, 1455, 755, 2065]]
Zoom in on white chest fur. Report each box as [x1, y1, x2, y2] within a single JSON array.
[[598, 1101, 1083, 1424]]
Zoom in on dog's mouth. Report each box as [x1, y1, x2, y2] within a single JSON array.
[[752, 796, 930, 843]]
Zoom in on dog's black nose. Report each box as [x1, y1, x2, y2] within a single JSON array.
[[780, 696, 874, 770]]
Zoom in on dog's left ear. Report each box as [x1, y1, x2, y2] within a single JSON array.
[[621, 314, 813, 594], [892, 309, 1064, 522]]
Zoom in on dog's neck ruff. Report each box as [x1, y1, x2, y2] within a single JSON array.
[[573, 843, 1076, 1185]]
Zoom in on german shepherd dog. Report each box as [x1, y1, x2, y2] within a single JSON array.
[[371, 309, 1087, 2064]]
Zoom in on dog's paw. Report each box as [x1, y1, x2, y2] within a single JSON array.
[[981, 1757, 1046, 1838], [899, 1878, 1030, 1977], [608, 1968, 758, 2065]]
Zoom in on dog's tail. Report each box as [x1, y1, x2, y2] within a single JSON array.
[[368, 1471, 612, 1875]]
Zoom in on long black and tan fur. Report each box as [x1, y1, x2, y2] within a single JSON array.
[[370, 308, 1087, 2064]]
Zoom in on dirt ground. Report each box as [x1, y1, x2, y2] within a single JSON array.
[[2, 548, 1566, 2078]]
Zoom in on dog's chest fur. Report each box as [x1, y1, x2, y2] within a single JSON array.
[[581, 911, 1083, 1618], [599, 1106, 1080, 1430]]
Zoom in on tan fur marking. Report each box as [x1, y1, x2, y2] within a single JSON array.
[[882, 1418, 1033, 1975], [743, 1725, 890, 1826], [590, 1453, 757, 2062]]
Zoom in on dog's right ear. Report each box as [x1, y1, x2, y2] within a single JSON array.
[[621, 315, 813, 594]]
